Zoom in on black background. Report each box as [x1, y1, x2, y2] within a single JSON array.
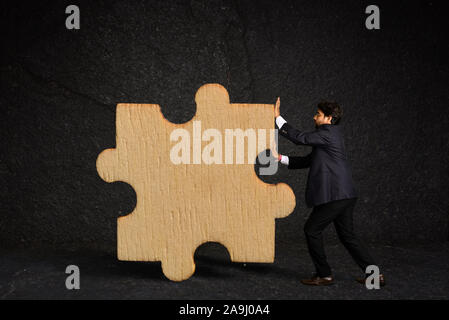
[[1, 0, 448, 299]]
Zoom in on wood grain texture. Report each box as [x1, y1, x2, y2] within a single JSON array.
[[96, 84, 296, 281]]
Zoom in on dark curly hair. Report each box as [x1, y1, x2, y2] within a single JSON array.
[[317, 101, 343, 125]]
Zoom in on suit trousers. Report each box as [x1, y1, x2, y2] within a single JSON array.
[[304, 197, 378, 277]]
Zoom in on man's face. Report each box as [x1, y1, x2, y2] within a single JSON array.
[[313, 109, 332, 128]]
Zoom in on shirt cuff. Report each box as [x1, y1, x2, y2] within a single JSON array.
[[276, 115, 287, 129], [280, 155, 289, 165]]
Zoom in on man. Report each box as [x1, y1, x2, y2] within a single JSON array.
[[272, 97, 385, 286]]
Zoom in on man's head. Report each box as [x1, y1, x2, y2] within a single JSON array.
[[313, 101, 342, 128]]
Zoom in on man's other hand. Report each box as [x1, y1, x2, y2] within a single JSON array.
[[270, 137, 280, 162]]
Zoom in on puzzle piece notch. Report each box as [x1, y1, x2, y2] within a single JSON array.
[[97, 83, 296, 281]]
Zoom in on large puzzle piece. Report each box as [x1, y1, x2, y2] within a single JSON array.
[[96, 84, 296, 281]]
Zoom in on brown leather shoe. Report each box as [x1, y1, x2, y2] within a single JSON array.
[[356, 274, 386, 287], [300, 275, 334, 286]]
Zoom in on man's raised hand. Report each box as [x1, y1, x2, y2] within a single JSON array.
[[275, 97, 280, 118]]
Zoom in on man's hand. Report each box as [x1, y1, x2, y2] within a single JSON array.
[[270, 137, 280, 162], [274, 97, 280, 118]]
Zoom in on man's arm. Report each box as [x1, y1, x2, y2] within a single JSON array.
[[278, 153, 312, 169], [288, 153, 312, 169], [270, 133, 311, 169], [276, 116, 329, 146]]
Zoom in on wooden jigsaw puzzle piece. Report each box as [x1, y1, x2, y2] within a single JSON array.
[[97, 84, 296, 281]]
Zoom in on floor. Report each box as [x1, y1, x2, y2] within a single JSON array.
[[1, 242, 448, 299]]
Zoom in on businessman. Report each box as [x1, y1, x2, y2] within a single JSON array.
[[272, 98, 385, 286]]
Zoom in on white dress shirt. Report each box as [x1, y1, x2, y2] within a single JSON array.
[[275, 115, 289, 165]]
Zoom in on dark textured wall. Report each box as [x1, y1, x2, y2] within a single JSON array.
[[1, 0, 448, 250]]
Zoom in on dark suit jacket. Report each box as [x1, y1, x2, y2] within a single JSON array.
[[279, 122, 357, 207]]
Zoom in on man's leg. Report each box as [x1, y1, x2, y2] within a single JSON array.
[[303, 201, 345, 278], [333, 198, 378, 272]]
